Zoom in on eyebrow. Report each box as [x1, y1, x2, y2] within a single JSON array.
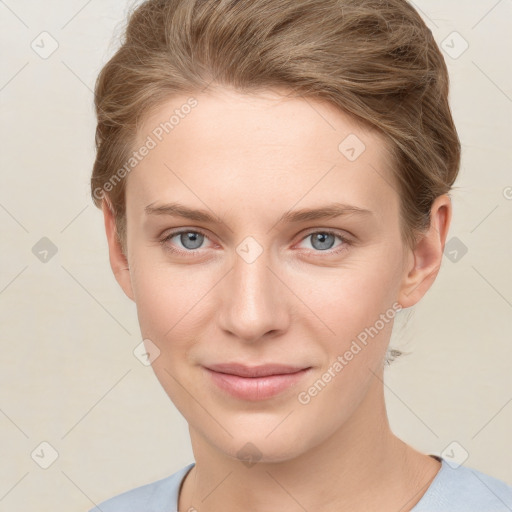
[[144, 201, 373, 224]]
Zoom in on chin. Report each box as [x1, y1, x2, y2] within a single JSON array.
[[200, 417, 321, 467], [227, 437, 307, 466]]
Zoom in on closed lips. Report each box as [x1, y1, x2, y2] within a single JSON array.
[[205, 363, 311, 378]]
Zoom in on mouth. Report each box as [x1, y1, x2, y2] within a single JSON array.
[[203, 363, 312, 401]]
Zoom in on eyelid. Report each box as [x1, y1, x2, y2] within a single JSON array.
[[293, 229, 352, 254], [299, 227, 353, 242], [159, 227, 353, 255], [159, 227, 215, 254]]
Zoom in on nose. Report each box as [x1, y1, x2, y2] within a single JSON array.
[[217, 244, 291, 343]]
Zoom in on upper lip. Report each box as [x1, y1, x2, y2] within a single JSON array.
[[204, 363, 310, 378]]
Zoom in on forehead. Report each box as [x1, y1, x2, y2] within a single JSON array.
[[127, 87, 399, 224]]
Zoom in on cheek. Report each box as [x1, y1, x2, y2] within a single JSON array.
[[130, 262, 207, 412], [130, 255, 217, 354], [131, 238, 403, 346], [295, 266, 399, 423], [296, 246, 403, 401], [301, 249, 402, 337]]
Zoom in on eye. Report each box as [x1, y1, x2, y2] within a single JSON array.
[[296, 230, 351, 255], [160, 229, 212, 255], [160, 229, 352, 257]]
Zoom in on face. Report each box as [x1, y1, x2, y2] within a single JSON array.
[[104, 86, 442, 463]]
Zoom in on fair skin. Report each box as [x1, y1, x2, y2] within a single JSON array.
[[102, 86, 451, 511]]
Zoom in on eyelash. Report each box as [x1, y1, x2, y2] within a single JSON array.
[[159, 228, 352, 258]]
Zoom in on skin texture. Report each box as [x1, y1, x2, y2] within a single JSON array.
[[102, 86, 451, 511]]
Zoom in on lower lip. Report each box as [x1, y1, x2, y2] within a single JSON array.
[[204, 367, 311, 401]]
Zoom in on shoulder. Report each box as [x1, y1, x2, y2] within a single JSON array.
[[88, 462, 195, 512], [413, 458, 512, 512]]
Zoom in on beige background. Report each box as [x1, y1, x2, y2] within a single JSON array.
[[0, 0, 511, 510]]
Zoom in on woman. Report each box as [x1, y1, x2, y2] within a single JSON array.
[[89, 0, 512, 510]]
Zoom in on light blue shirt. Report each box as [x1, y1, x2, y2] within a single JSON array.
[[89, 457, 512, 511]]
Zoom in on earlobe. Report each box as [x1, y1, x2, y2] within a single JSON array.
[[398, 195, 452, 309], [101, 199, 135, 302]]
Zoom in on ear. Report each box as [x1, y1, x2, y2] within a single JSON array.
[[398, 194, 452, 308], [101, 199, 135, 302]]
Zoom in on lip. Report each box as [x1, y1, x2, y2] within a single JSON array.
[[203, 363, 312, 401], [205, 362, 309, 377]]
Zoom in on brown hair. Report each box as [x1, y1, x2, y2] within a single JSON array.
[[91, 0, 460, 256], [91, 0, 460, 265]]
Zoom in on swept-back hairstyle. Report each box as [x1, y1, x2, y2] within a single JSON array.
[[90, 0, 461, 360]]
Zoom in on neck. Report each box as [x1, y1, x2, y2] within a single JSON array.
[[178, 371, 440, 512]]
